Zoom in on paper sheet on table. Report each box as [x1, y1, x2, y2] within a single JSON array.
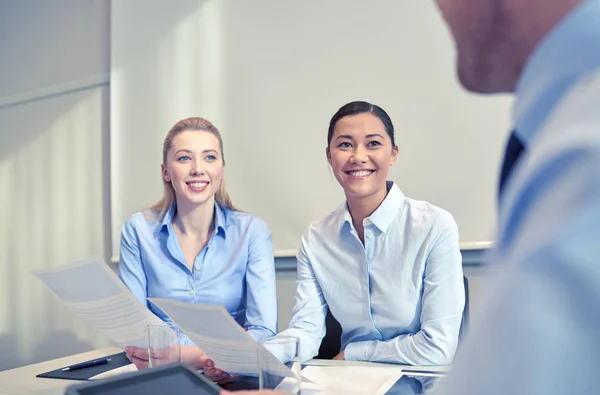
[[149, 298, 294, 377], [32, 256, 164, 348], [290, 365, 404, 395], [89, 364, 138, 380]]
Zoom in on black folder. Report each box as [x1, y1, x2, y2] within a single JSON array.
[[36, 351, 132, 381]]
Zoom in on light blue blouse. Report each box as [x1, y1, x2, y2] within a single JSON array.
[[118, 203, 277, 344]]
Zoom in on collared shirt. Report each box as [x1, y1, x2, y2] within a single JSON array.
[[437, 1, 600, 394], [118, 203, 277, 344], [279, 182, 464, 365]]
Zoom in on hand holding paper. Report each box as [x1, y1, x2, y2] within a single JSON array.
[[148, 298, 294, 378]]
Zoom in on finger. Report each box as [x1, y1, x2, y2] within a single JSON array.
[[217, 374, 235, 385], [204, 367, 228, 382], [212, 372, 231, 383], [125, 346, 149, 360], [201, 357, 214, 368], [149, 347, 171, 360], [208, 370, 231, 382], [126, 354, 149, 370]]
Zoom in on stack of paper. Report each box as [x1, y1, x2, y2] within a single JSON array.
[[289, 365, 403, 395]]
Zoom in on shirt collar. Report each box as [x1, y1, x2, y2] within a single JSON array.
[[342, 181, 405, 233], [159, 201, 227, 238], [514, 0, 600, 145]]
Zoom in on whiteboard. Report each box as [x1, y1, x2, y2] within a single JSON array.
[[111, 0, 512, 257]]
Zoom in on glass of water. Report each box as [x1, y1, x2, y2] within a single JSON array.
[[146, 322, 181, 368], [258, 336, 301, 394]]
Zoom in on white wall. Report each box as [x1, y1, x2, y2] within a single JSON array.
[[0, 0, 113, 371], [111, 0, 513, 256]]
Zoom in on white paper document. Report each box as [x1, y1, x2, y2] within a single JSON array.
[[89, 364, 138, 380], [32, 257, 164, 348], [149, 298, 293, 377], [287, 365, 403, 395]]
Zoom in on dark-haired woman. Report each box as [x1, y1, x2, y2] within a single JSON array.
[[279, 101, 465, 365]]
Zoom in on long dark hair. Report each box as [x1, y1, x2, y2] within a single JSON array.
[[327, 101, 395, 147]]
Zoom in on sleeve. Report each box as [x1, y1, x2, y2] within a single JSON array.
[[118, 219, 148, 307], [244, 217, 278, 341], [435, 125, 600, 394], [345, 212, 465, 365], [277, 230, 328, 362]]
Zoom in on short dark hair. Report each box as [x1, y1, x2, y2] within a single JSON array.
[[327, 101, 395, 147]]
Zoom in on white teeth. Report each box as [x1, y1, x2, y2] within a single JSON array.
[[349, 170, 373, 177], [189, 182, 208, 188]]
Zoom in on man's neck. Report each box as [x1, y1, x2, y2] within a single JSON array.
[[505, 0, 581, 91]]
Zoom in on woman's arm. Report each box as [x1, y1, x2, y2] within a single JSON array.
[[344, 212, 465, 365], [277, 230, 328, 362], [244, 218, 278, 340], [118, 219, 148, 306]]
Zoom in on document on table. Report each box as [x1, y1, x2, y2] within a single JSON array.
[[149, 298, 294, 377], [89, 364, 138, 380], [32, 256, 164, 349], [288, 365, 404, 395]]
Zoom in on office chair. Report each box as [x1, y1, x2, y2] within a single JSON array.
[[315, 276, 470, 359], [459, 275, 470, 343], [315, 308, 343, 360]]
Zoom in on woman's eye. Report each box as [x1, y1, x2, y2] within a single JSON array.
[[338, 142, 352, 148], [177, 156, 191, 162], [367, 140, 382, 147], [206, 155, 217, 161]]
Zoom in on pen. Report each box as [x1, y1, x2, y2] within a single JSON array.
[[61, 358, 112, 371]]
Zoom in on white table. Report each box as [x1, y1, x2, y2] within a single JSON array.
[[0, 347, 122, 395], [0, 348, 449, 395]]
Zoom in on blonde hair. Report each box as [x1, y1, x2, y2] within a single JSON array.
[[150, 117, 236, 219]]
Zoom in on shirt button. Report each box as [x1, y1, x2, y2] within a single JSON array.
[[366, 234, 372, 239], [195, 265, 200, 271], [189, 289, 195, 295]]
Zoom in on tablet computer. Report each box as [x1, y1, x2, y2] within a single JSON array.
[[64, 363, 222, 395]]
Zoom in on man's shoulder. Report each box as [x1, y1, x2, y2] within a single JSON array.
[[537, 69, 600, 148], [523, 69, 600, 178]]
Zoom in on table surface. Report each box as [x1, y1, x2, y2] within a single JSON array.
[[0, 347, 448, 395]]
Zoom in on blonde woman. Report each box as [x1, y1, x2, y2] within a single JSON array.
[[119, 117, 277, 370]]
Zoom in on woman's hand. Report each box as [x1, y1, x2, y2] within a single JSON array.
[[333, 350, 345, 360], [125, 345, 209, 370], [124, 346, 151, 370], [203, 358, 237, 385], [181, 345, 210, 370]]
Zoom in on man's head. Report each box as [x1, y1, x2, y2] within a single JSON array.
[[435, 0, 582, 94]]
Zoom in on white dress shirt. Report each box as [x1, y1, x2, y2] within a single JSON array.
[[280, 182, 465, 365]]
